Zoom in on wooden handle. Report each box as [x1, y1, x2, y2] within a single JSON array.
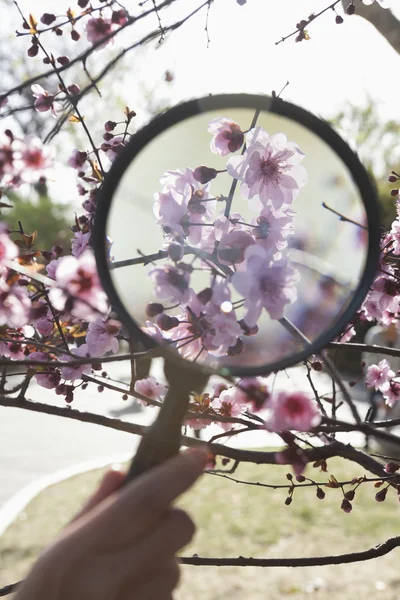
[[123, 362, 209, 483]]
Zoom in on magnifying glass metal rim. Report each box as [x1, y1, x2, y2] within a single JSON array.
[[93, 93, 381, 377]]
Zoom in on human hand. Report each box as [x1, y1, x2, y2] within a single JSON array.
[[14, 448, 208, 600]]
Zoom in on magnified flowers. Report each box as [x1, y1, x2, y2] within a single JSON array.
[[126, 112, 310, 363], [227, 128, 307, 209]]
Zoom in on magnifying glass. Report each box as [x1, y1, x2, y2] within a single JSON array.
[[93, 93, 380, 480]]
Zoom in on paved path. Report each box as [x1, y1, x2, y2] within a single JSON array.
[[0, 363, 369, 511]]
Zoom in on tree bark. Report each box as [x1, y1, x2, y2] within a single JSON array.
[[342, 2, 400, 54]]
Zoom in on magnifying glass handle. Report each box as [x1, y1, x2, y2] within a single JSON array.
[[123, 362, 209, 482]]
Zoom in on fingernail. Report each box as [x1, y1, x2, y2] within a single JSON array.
[[110, 462, 123, 472], [182, 447, 209, 468]]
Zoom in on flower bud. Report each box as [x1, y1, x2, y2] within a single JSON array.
[[193, 166, 218, 184], [68, 84, 80, 95], [346, 3, 355, 14], [389, 175, 398, 183], [40, 13, 56, 25], [27, 44, 39, 57], [71, 29, 80, 41], [385, 462, 400, 474], [228, 339, 244, 356], [311, 360, 323, 371], [197, 287, 213, 305], [335, 15, 344, 24], [122, 394, 128, 400], [238, 319, 258, 336], [105, 319, 121, 336], [168, 242, 184, 262], [375, 488, 388, 502], [57, 55, 70, 66], [286, 473, 293, 481], [285, 496, 292, 506], [341, 498, 352, 513], [55, 28, 63, 36], [103, 132, 114, 141], [105, 120, 117, 132], [78, 0, 90, 6], [156, 313, 179, 331], [146, 303, 164, 317], [344, 489, 355, 501], [296, 474, 306, 483], [316, 487, 325, 500], [391, 189, 399, 197]]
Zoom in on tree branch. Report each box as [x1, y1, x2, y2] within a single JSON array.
[[342, 1, 400, 55], [181, 534, 400, 566]]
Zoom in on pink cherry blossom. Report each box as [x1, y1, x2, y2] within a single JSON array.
[[208, 117, 244, 156], [71, 231, 91, 258], [68, 149, 88, 170], [85, 17, 114, 48], [164, 286, 242, 359], [185, 393, 213, 430], [61, 344, 92, 382], [211, 386, 248, 431], [5, 340, 26, 360], [18, 136, 53, 183], [0, 273, 31, 327], [369, 274, 400, 314], [134, 376, 166, 406], [149, 264, 191, 303], [36, 316, 53, 337], [31, 84, 62, 118], [46, 258, 59, 279], [227, 127, 307, 210], [102, 136, 125, 161], [365, 359, 394, 392], [49, 251, 108, 321], [29, 351, 61, 389], [217, 229, 254, 265], [236, 377, 270, 411], [383, 380, 400, 407], [86, 317, 120, 355], [0, 223, 18, 266], [232, 245, 300, 326], [154, 168, 214, 245], [389, 220, 400, 255], [250, 205, 295, 252], [266, 391, 321, 432]]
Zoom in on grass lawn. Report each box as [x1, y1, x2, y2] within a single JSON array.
[[1, 455, 400, 598]]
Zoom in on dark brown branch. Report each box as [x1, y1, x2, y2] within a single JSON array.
[[3, 535, 400, 596], [328, 341, 400, 358], [2, 0, 182, 102], [0, 396, 394, 479], [275, 0, 341, 45], [341, 1, 400, 55], [181, 535, 400, 566]]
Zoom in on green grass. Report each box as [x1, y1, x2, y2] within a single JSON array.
[[2, 456, 400, 599]]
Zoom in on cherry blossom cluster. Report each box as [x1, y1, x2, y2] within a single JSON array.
[[0, 130, 53, 188], [133, 374, 321, 436], [141, 116, 307, 362]]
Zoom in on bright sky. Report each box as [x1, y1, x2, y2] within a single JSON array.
[[4, 0, 400, 206]]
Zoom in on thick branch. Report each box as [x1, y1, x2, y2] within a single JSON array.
[[342, 1, 400, 55]]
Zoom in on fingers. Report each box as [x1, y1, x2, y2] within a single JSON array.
[[70, 467, 126, 523], [120, 559, 180, 600], [78, 448, 207, 547], [125, 507, 194, 573]]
